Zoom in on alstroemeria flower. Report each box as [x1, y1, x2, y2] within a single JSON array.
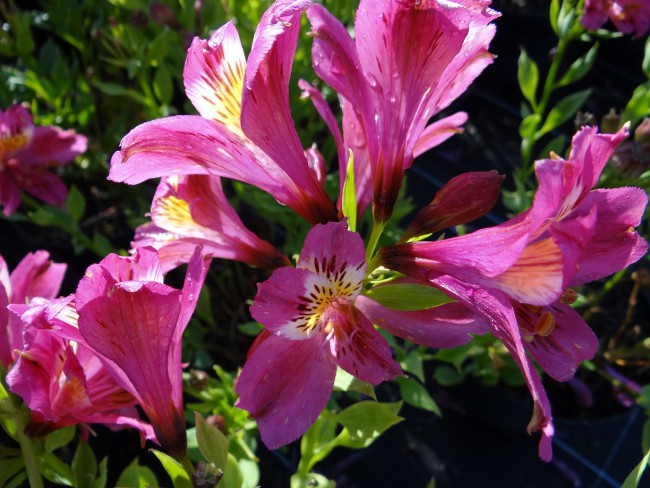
[[6, 297, 153, 439], [109, 1, 336, 225], [236, 221, 488, 448], [0, 104, 87, 216], [582, 0, 650, 37], [382, 126, 648, 460], [133, 175, 289, 272], [0, 251, 66, 368], [75, 247, 209, 457], [306, 0, 498, 222]]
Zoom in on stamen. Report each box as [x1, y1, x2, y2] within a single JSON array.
[[534, 312, 556, 337]]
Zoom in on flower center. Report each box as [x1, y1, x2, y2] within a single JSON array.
[[0, 132, 30, 161]]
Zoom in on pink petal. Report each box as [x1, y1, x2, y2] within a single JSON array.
[[297, 221, 366, 293], [572, 187, 649, 284], [9, 250, 66, 304], [413, 112, 468, 158], [15, 126, 87, 166], [250, 266, 332, 339], [235, 332, 337, 449], [328, 307, 402, 384], [241, 0, 335, 224], [183, 22, 246, 129], [0, 172, 22, 216], [0, 277, 9, 366], [522, 303, 599, 382], [77, 281, 186, 456], [109, 115, 331, 224], [7, 166, 68, 207], [355, 295, 489, 348], [431, 275, 555, 461]]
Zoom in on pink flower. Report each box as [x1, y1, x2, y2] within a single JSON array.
[[0, 251, 66, 367], [0, 104, 87, 215], [75, 247, 209, 457], [235, 221, 487, 449], [109, 1, 337, 225], [6, 297, 153, 439], [382, 126, 648, 460], [133, 175, 290, 272], [582, 0, 650, 37], [306, 0, 498, 222]]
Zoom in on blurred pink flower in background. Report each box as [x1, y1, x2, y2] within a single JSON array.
[[582, 0, 650, 37], [0, 104, 87, 215]]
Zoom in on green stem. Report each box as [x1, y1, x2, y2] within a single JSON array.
[[178, 453, 195, 479], [13, 414, 43, 488], [520, 34, 571, 175]]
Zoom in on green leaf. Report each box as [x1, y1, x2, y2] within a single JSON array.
[[154, 64, 174, 105], [333, 367, 376, 399], [195, 412, 229, 470], [396, 377, 441, 416], [15, 13, 35, 56], [433, 364, 465, 386], [643, 420, 650, 454], [537, 89, 592, 138], [238, 458, 260, 488], [335, 401, 403, 448], [151, 450, 192, 488], [519, 113, 541, 139], [38, 451, 74, 486], [291, 473, 336, 488], [518, 49, 539, 106], [0, 457, 25, 487], [91, 81, 150, 106], [299, 410, 339, 474], [116, 458, 158, 488], [220, 454, 244, 488], [549, 0, 560, 35], [363, 283, 454, 311], [621, 83, 650, 128], [66, 185, 86, 223], [621, 449, 650, 488], [72, 441, 97, 488], [94, 458, 108, 488], [44, 426, 76, 452], [91, 232, 114, 257], [557, 43, 598, 87], [401, 351, 425, 382], [342, 149, 357, 232]]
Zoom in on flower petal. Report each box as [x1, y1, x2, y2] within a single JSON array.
[[184, 22, 246, 131], [15, 126, 87, 166], [413, 112, 468, 158], [235, 332, 336, 449], [355, 295, 489, 348]]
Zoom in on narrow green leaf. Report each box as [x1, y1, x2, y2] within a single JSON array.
[[153, 64, 174, 105], [299, 410, 339, 474], [363, 283, 454, 311], [15, 13, 35, 56], [537, 134, 566, 160], [336, 401, 403, 448], [38, 451, 74, 486], [342, 149, 357, 232], [0, 457, 25, 487], [621, 83, 650, 128], [93, 458, 108, 488], [518, 49, 539, 106], [557, 43, 598, 87], [195, 412, 228, 470], [238, 458, 260, 488], [519, 113, 541, 139], [44, 426, 76, 452], [396, 377, 441, 416], [333, 367, 376, 399], [549, 0, 560, 35], [72, 441, 97, 488], [151, 450, 192, 488], [537, 89, 591, 138], [66, 185, 86, 223], [621, 449, 650, 488]]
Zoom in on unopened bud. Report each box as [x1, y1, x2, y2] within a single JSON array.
[[634, 118, 650, 145], [601, 109, 620, 134], [189, 369, 210, 390]]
